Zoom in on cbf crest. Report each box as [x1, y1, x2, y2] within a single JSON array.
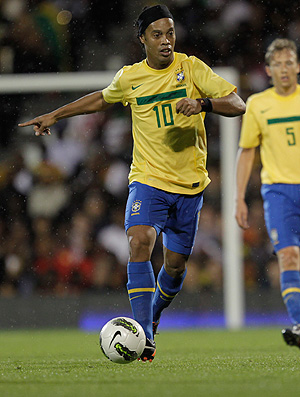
[[131, 200, 142, 213], [270, 228, 279, 245], [176, 71, 185, 82]]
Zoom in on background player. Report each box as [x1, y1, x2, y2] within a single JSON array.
[[235, 38, 300, 348], [19, 4, 245, 361]]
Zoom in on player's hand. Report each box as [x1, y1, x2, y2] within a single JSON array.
[[18, 113, 57, 136], [235, 198, 249, 230], [176, 98, 201, 117]]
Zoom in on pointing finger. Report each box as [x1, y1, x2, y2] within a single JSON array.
[[18, 119, 39, 127]]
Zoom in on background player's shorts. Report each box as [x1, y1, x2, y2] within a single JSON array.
[[125, 182, 204, 255], [261, 183, 300, 252]]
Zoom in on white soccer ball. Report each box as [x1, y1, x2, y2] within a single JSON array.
[[99, 317, 146, 364]]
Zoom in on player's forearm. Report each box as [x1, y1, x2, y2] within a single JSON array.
[[18, 91, 113, 135], [210, 92, 246, 117], [235, 147, 255, 201], [52, 91, 111, 121]]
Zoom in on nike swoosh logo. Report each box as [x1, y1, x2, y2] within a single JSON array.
[[109, 330, 121, 347], [132, 84, 143, 90], [261, 107, 271, 114]]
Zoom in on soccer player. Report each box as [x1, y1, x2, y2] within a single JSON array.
[[235, 38, 300, 349], [19, 5, 245, 361]]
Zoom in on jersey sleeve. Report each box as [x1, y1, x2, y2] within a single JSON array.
[[102, 68, 128, 106], [239, 96, 261, 148], [191, 56, 236, 98]]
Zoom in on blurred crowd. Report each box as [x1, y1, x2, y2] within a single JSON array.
[[0, 0, 298, 296]]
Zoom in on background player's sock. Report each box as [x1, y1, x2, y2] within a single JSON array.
[[127, 261, 155, 340], [281, 270, 300, 324], [152, 265, 187, 323]]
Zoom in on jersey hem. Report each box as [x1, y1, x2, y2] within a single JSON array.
[[128, 177, 210, 195]]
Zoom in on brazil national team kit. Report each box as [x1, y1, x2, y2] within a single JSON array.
[[102, 52, 235, 256], [239, 86, 300, 252], [102, 52, 236, 340]]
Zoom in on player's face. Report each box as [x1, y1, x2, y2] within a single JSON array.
[[266, 48, 300, 95], [140, 18, 176, 70]]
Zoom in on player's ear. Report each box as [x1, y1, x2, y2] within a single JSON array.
[[265, 65, 271, 77], [139, 34, 145, 45]]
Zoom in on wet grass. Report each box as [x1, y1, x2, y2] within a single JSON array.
[[0, 328, 299, 397]]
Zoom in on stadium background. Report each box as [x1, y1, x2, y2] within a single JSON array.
[[0, 0, 299, 330]]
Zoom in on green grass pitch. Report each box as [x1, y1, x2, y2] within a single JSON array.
[[1, 328, 300, 397]]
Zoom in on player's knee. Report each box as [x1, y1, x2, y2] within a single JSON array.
[[129, 234, 151, 252], [278, 246, 300, 272], [165, 262, 186, 278], [164, 253, 187, 278], [127, 228, 155, 261], [164, 248, 189, 278]]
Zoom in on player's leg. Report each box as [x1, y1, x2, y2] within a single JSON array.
[[279, 246, 300, 346], [126, 224, 158, 362], [126, 224, 156, 341], [152, 190, 204, 331], [152, 247, 188, 330], [279, 245, 300, 323], [261, 184, 300, 347], [124, 182, 169, 344]]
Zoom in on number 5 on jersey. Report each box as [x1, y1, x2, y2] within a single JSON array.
[[286, 127, 296, 146]]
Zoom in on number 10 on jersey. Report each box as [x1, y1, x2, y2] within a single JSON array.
[[153, 104, 174, 128]]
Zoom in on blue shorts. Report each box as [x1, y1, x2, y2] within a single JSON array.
[[261, 184, 300, 252], [124, 182, 204, 255]]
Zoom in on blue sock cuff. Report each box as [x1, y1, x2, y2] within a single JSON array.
[[158, 266, 187, 292], [280, 271, 300, 295], [127, 261, 152, 274], [280, 270, 300, 325], [281, 270, 300, 285]]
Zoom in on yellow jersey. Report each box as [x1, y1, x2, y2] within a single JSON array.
[[239, 85, 300, 184], [102, 52, 236, 194]]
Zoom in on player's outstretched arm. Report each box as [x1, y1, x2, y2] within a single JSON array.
[[18, 91, 112, 136], [234, 147, 256, 230]]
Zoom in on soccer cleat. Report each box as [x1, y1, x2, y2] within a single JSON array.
[[282, 324, 300, 348], [153, 321, 160, 336], [138, 338, 156, 362]]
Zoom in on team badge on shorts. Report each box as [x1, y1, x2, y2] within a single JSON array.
[[270, 228, 279, 246], [176, 71, 185, 82], [131, 200, 142, 215]]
